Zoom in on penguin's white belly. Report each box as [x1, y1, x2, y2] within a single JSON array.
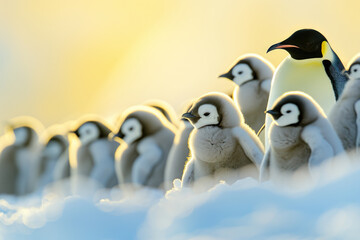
[[192, 127, 236, 163], [268, 57, 335, 114]]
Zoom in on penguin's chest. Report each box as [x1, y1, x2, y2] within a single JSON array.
[[269, 58, 335, 114], [270, 126, 311, 171], [192, 127, 237, 163]]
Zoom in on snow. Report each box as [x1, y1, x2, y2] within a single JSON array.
[[0, 156, 359, 240]]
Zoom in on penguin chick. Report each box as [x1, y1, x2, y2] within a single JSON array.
[[164, 103, 194, 190], [219, 54, 274, 133], [261, 91, 345, 184], [37, 134, 70, 189], [114, 106, 176, 189], [181, 92, 264, 188], [72, 120, 119, 188], [265, 29, 349, 149], [145, 99, 180, 127], [0, 124, 42, 195], [329, 58, 360, 151]]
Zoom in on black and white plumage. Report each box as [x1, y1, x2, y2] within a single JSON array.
[[37, 134, 70, 189], [0, 124, 42, 195], [71, 120, 119, 188], [329, 55, 360, 151], [114, 106, 176, 189], [261, 91, 345, 183], [265, 29, 349, 150], [219, 54, 274, 133], [181, 92, 264, 188]]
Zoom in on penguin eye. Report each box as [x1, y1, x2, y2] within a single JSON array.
[[238, 71, 243, 75], [286, 110, 292, 114], [204, 112, 210, 117], [354, 69, 358, 72], [129, 127, 134, 131]]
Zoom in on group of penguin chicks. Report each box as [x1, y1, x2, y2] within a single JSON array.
[[2, 28, 360, 196]]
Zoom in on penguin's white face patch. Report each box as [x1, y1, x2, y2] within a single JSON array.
[[231, 63, 254, 86], [349, 64, 360, 80], [44, 141, 63, 157], [121, 118, 142, 144], [194, 104, 219, 129], [14, 128, 28, 146], [78, 123, 100, 145], [274, 103, 300, 127]]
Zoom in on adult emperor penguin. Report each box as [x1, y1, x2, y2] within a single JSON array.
[[164, 103, 194, 190], [181, 92, 264, 189], [329, 54, 360, 151], [219, 54, 274, 133], [37, 134, 70, 189], [261, 91, 344, 184], [114, 105, 176, 189], [266, 29, 348, 147], [0, 121, 43, 195], [71, 120, 119, 188]]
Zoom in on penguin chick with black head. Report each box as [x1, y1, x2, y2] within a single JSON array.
[[71, 120, 119, 188], [266, 29, 348, 148], [164, 103, 194, 190], [261, 91, 345, 184], [0, 123, 42, 195], [181, 92, 264, 189], [219, 54, 274, 133], [329, 55, 360, 151], [37, 134, 70, 189], [114, 106, 176, 189]]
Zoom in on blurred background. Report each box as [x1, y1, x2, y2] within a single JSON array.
[[0, 0, 359, 131]]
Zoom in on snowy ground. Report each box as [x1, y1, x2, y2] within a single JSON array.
[[0, 157, 359, 240]]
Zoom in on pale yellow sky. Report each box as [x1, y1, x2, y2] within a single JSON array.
[[0, 0, 359, 131]]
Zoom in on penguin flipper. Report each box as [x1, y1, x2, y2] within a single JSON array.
[[260, 78, 272, 93], [259, 149, 270, 182], [301, 125, 334, 171], [323, 60, 349, 100], [132, 138, 162, 185], [181, 158, 195, 187], [354, 100, 360, 149], [231, 126, 264, 168]]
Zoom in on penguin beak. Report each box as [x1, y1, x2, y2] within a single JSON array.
[[218, 72, 233, 80], [69, 130, 80, 137], [114, 131, 125, 139], [182, 112, 199, 121], [267, 42, 300, 53], [265, 109, 282, 120]]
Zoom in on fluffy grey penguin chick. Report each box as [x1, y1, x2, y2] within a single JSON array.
[[37, 134, 70, 189], [219, 54, 274, 133], [329, 57, 360, 151], [114, 106, 176, 189], [181, 92, 264, 189], [164, 111, 193, 190], [261, 91, 345, 184], [72, 120, 119, 188], [0, 124, 42, 195]]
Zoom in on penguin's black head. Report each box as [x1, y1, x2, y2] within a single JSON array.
[[115, 116, 143, 144], [13, 126, 33, 147], [348, 62, 360, 80], [267, 29, 328, 60], [219, 60, 257, 86], [182, 96, 222, 129], [47, 135, 67, 151], [266, 93, 322, 127], [71, 121, 112, 145]]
